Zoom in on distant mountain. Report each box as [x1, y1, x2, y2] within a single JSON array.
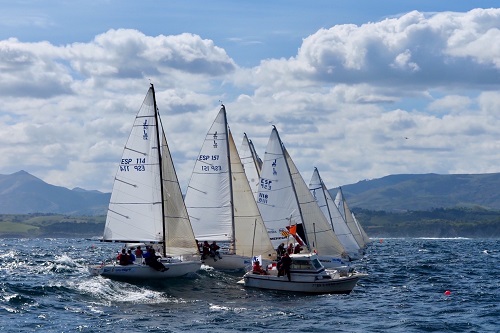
[[2, 170, 500, 216], [336, 173, 500, 211], [0, 170, 110, 215]]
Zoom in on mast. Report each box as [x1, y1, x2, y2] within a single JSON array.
[[252, 142, 262, 170], [274, 126, 310, 251], [316, 168, 335, 232], [246, 134, 262, 176], [151, 83, 167, 257], [222, 105, 236, 251]]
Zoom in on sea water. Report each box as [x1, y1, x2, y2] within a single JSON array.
[[0, 238, 498, 332]]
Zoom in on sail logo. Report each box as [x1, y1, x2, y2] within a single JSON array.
[[272, 159, 277, 175], [142, 119, 148, 140], [280, 229, 291, 237], [213, 131, 218, 148], [260, 178, 272, 190]]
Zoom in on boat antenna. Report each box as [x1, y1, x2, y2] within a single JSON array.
[[251, 219, 257, 259]]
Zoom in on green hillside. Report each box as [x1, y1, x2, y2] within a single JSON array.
[[0, 214, 105, 238], [1, 209, 499, 238], [354, 207, 500, 238], [1, 172, 500, 238], [338, 173, 500, 211]]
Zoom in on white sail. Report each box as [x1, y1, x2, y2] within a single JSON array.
[[309, 168, 361, 256], [284, 149, 345, 256], [103, 87, 165, 244], [257, 127, 303, 249], [257, 127, 345, 257], [240, 133, 262, 200], [353, 212, 372, 245], [160, 131, 199, 255], [185, 107, 232, 242], [103, 85, 198, 256], [89, 85, 201, 280], [230, 131, 275, 258], [335, 189, 346, 220], [185, 106, 274, 258], [336, 188, 366, 248]]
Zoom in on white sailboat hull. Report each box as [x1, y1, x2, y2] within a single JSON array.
[[94, 85, 202, 282], [88, 260, 201, 280], [202, 254, 252, 270], [241, 269, 364, 294]]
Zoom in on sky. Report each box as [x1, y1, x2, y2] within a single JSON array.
[[1, 0, 499, 193]]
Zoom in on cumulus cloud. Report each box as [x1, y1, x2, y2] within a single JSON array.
[[0, 29, 237, 99], [243, 8, 500, 91], [1, 9, 500, 192]]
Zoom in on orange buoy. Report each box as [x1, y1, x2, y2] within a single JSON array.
[[444, 290, 451, 296]]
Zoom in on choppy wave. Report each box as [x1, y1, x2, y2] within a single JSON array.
[[1, 238, 498, 332]]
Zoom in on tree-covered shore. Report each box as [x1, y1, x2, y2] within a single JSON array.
[[355, 207, 500, 238], [1, 208, 499, 239]]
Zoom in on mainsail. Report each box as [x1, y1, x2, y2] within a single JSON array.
[[185, 106, 274, 258], [102, 85, 198, 257], [257, 127, 346, 257]]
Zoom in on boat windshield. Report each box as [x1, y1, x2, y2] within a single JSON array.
[[291, 258, 313, 270], [311, 258, 323, 269]]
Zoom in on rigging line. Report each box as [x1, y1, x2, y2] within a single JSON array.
[[108, 209, 129, 219], [115, 178, 137, 187], [186, 185, 207, 194], [303, 198, 319, 204], [123, 147, 148, 156], [109, 201, 162, 205]]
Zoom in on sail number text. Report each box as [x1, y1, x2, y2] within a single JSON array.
[[199, 155, 221, 172], [201, 165, 222, 172], [258, 193, 269, 204], [198, 154, 220, 161], [120, 158, 146, 171], [260, 178, 272, 190]]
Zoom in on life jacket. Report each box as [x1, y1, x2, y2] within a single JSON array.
[[119, 253, 130, 265]]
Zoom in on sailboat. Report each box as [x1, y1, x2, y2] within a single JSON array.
[[184, 105, 275, 270], [309, 168, 363, 260], [88, 84, 201, 280], [335, 187, 371, 248], [239, 133, 262, 200], [256, 127, 350, 269]]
